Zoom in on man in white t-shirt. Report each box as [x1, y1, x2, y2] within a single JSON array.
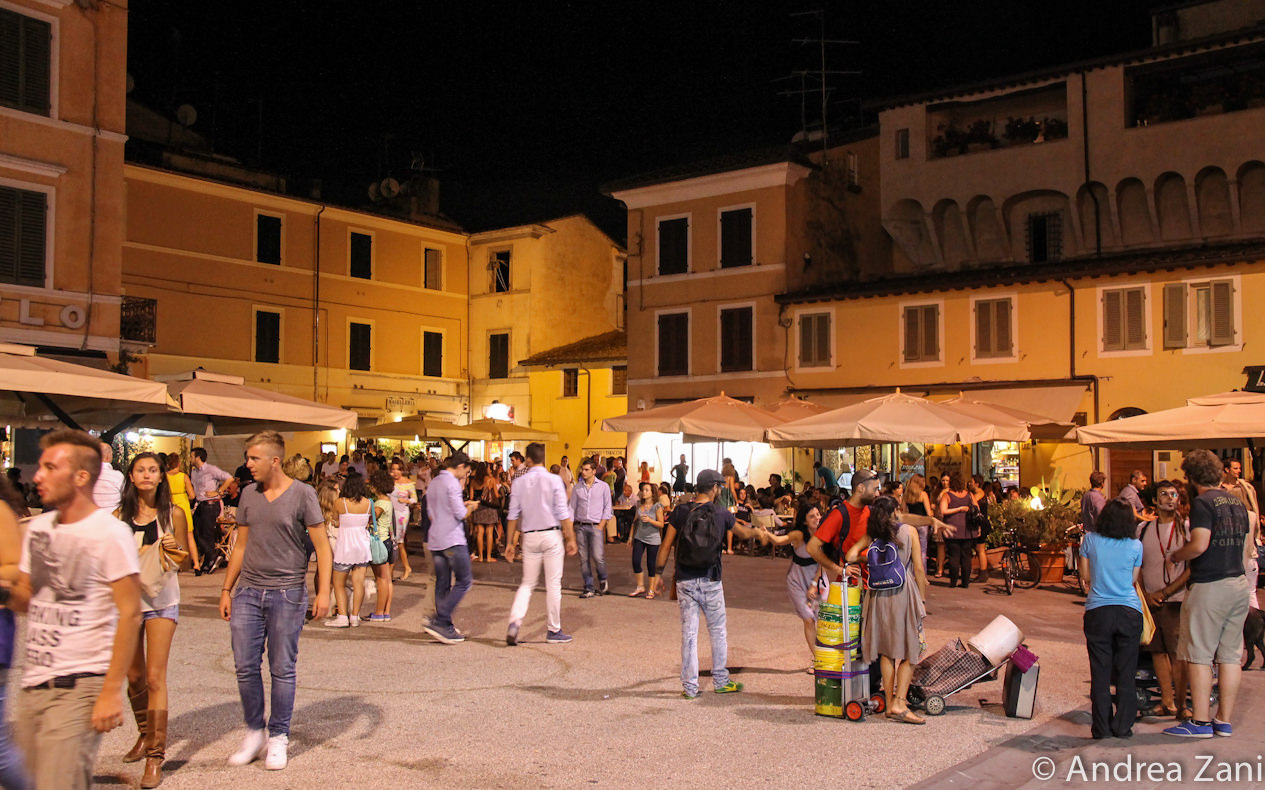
[[92, 442, 125, 513], [319, 451, 339, 479], [9, 430, 141, 790], [1137, 479, 1190, 718]]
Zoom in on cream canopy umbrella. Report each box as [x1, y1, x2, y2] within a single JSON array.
[[1076, 390, 1265, 449], [462, 418, 559, 442], [765, 397, 830, 422], [133, 371, 359, 435], [939, 395, 1074, 441], [602, 393, 784, 443], [356, 415, 485, 441], [766, 391, 1029, 448]]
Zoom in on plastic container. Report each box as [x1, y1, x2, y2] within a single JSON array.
[[967, 615, 1024, 666]]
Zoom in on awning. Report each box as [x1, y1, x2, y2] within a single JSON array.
[[583, 425, 627, 454], [963, 384, 1088, 423]]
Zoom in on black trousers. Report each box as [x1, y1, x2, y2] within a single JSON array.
[[192, 500, 221, 569], [1083, 605, 1142, 738], [945, 538, 974, 587]]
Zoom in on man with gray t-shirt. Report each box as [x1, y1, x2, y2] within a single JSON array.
[[219, 431, 331, 771]]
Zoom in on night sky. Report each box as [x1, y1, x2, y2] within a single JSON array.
[[126, 1, 1156, 240]]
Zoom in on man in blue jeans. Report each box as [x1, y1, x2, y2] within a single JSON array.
[[219, 431, 331, 771], [570, 460, 612, 598], [424, 452, 478, 644], [658, 469, 768, 698]]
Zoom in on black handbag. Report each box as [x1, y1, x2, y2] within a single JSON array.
[[967, 504, 990, 538]]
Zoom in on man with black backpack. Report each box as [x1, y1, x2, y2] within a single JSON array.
[[657, 469, 768, 699]]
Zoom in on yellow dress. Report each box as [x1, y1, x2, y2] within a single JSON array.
[[168, 471, 193, 532]]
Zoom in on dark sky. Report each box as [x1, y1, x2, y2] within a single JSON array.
[[126, 1, 1156, 239]]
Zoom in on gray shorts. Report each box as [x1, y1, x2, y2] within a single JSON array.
[[1177, 575, 1250, 665]]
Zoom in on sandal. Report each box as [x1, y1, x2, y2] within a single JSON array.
[[646, 590, 656, 600], [1141, 704, 1176, 718], [629, 589, 645, 597], [886, 710, 925, 725]]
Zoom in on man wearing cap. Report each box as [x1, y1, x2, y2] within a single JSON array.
[[657, 469, 768, 698], [808, 469, 948, 582]]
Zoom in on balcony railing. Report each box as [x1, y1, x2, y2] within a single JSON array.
[[120, 296, 157, 345]]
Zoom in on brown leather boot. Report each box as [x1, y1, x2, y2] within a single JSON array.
[[140, 710, 167, 788], [122, 684, 149, 762]]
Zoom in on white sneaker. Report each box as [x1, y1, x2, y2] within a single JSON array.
[[323, 615, 349, 628], [264, 734, 288, 770], [227, 728, 267, 766], [349, 615, 360, 628]]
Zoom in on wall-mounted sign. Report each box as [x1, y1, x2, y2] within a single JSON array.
[[1244, 366, 1265, 393], [0, 298, 87, 329]]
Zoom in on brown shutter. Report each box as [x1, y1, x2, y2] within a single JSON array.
[[995, 299, 1012, 355], [903, 307, 919, 361], [923, 305, 939, 360], [799, 314, 813, 366], [1209, 279, 1235, 346], [1162, 283, 1187, 349], [21, 15, 50, 115], [976, 300, 992, 356], [1125, 288, 1147, 350], [0, 11, 20, 109], [815, 313, 831, 366], [1103, 290, 1124, 351]]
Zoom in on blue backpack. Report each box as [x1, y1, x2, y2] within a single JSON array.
[[866, 539, 906, 590]]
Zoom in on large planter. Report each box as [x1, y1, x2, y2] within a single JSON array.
[[1031, 549, 1066, 584]]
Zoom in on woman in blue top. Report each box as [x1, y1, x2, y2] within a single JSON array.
[[1079, 499, 1144, 739]]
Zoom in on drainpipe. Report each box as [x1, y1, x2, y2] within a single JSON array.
[[1061, 277, 1100, 467], [1081, 72, 1102, 258], [313, 206, 325, 400]]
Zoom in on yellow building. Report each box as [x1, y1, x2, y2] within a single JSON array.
[[519, 330, 627, 464], [0, 0, 130, 354]]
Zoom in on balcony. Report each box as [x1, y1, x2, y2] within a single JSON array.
[[927, 83, 1068, 159], [120, 296, 157, 345]]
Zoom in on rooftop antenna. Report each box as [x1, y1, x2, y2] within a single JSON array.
[[788, 9, 860, 164]]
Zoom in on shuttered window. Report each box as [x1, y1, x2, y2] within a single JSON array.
[[719, 306, 753, 372], [0, 9, 51, 116], [1026, 212, 1062, 263], [895, 129, 910, 160], [424, 248, 443, 290], [254, 310, 280, 364], [657, 312, 688, 377], [799, 312, 831, 367], [349, 322, 372, 370], [658, 217, 688, 275], [1162, 283, 1187, 348], [719, 208, 752, 268], [562, 368, 579, 398], [256, 214, 282, 264], [611, 365, 627, 395], [423, 331, 443, 377], [350, 232, 372, 279], [1103, 287, 1147, 351], [1209, 279, 1235, 346], [0, 185, 46, 287], [488, 333, 509, 379], [974, 298, 1013, 358], [902, 304, 940, 363]]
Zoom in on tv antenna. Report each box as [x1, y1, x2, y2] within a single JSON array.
[[784, 9, 860, 163]]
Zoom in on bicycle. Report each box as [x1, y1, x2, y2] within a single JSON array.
[[1063, 524, 1086, 595], [1000, 527, 1039, 594]]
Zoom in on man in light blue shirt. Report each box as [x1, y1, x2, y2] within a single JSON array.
[[570, 460, 613, 598], [424, 452, 477, 644], [505, 443, 576, 645]]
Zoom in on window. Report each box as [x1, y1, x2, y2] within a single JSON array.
[[424, 248, 442, 290], [902, 304, 940, 363], [254, 310, 280, 364], [0, 9, 51, 116], [256, 214, 282, 265], [611, 365, 627, 395], [350, 232, 372, 279], [1163, 279, 1235, 348], [562, 368, 579, 398], [895, 128, 910, 160], [719, 306, 753, 372], [490, 250, 510, 293], [657, 217, 689, 276], [846, 151, 859, 188], [974, 298, 1013, 358], [1026, 212, 1062, 263], [349, 322, 372, 370], [1103, 287, 1147, 352], [798, 312, 831, 368], [0, 185, 46, 287], [657, 312, 689, 377], [422, 330, 443, 377], [719, 208, 752, 268], [488, 332, 509, 379]]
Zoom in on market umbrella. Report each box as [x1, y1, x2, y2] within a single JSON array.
[[602, 393, 784, 443], [1076, 390, 1265, 449], [0, 342, 176, 438], [765, 397, 830, 422], [766, 391, 1029, 448], [939, 395, 1074, 441], [355, 414, 485, 441], [462, 418, 559, 442]]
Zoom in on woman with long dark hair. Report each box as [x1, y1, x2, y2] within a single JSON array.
[[325, 473, 372, 628], [470, 463, 503, 563], [938, 474, 975, 588], [845, 495, 928, 724], [1079, 499, 1143, 739], [903, 474, 933, 572], [116, 452, 190, 787], [628, 482, 664, 599], [763, 501, 823, 668]]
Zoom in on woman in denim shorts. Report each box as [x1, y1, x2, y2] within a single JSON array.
[[116, 451, 191, 787]]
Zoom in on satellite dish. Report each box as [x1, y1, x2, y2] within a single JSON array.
[[367, 182, 381, 201], [379, 178, 400, 199], [175, 104, 197, 126]]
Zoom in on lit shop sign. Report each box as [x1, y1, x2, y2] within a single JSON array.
[[483, 401, 514, 421], [1, 298, 87, 329]]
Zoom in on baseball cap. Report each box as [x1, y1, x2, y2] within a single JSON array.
[[852, 469, 880, 488], [696, 469, 725, 489]]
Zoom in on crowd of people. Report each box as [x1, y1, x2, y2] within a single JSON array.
[[0, 431, 1262, 788]]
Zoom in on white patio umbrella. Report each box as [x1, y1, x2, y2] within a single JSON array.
[[1076, 390, 1265, 449], [355, 415, 484, 442], [766, 391, 1029, 448], [765, 397, 830, 422], [939, 395, 1074, 441], [135, 371, 359, 435], [462, 418, 559, 442], [603, 393, 784, 443]]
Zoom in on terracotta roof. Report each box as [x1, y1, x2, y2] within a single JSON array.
[[776, 240, 1265, 305], [519, 330, 627, 367]]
